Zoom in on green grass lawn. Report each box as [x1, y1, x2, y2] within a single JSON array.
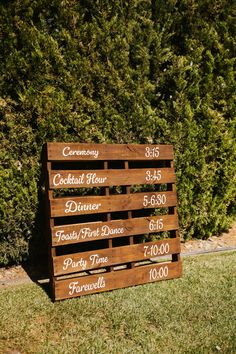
[[0, 252, 235, 354]]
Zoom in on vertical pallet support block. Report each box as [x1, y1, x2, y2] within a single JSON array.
[[43, 143, 182, 301]]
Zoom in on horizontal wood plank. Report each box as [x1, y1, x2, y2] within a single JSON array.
[[53, 238, 180, 276], [54, 260, 182, 300], [49, 168, 176, 189], [51, 214, 179, 246], [50, 191, 177, 217], [47, 143, 173, 161]]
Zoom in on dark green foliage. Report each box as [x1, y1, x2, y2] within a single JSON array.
[[0, 0, 235, 265]]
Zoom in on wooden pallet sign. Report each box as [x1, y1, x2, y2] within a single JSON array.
[[44, 143, 182, 301]]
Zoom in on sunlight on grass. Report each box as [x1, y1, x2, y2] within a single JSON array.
[[0, 252, 235, 354]]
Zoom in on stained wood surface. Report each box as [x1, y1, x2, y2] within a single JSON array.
[[50, 191, 177, 217], [54, 260, 182, 300], [45, 142, 181, 301], [49, 168, 176, 189], [51, 214, 179, 246], [53, 238, 180, 276], [47, 143, 173, 161]]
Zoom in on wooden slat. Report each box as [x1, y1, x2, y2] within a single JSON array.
[[46, 162, 57, 297], [45, 142, 181, 300], [104, 160, 113, 271], [169, 159, 181, 262], [51, 214, 178, 246], [47, 143, 173, 161], [49, 168, 176, 189], [124, 160, 134, 268], [54, 260, 182, 300], [50, 191, 177, 217], [51, 214, 179, 246], [53, 238, 180, 276]]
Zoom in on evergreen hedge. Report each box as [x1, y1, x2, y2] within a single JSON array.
[[0, 0, 235, 266]]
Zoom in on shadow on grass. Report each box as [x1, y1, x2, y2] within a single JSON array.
[[22, 145, 52, 299], [22, 257, 51, 298]]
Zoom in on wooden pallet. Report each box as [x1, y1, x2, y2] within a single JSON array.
[[44, 143, 182, 301]]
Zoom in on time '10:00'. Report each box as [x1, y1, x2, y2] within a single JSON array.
[[149, 265, 169, 281]]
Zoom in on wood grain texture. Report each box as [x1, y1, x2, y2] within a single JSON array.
[[53, 238, 180, 275], [47, 143, 173, 161], [51, 214, 179, 246], [54, 260, 182, 300], [50, 191, 177, 217], [45, 142, 181, 300], [49, 168, 176, 189]]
